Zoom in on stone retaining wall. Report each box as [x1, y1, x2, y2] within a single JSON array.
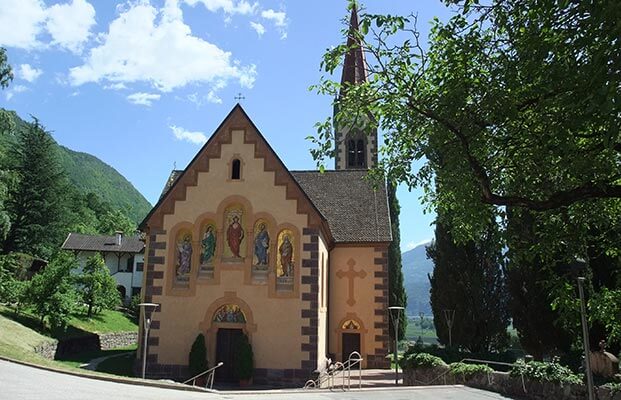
[[403, 366, 621, 400], [33, 331, 137, 360]]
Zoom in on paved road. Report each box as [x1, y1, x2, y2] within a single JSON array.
[[0, 360, 514, 400]]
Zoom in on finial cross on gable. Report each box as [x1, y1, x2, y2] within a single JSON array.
[[336, 258, 367, 306], [234, 93, 245, 102]]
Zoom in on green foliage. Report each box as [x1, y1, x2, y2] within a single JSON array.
[[23, 252, 78, 330], [387, 182, 407, 342], [188, 333, 208, 378], [234, 333, 254, 380], [0, 48, 12, 89], [127, 293, 141, 322], [399, 352, 445, 370], [76, 254, 120, 317], [97, 209, 137, 236], [403, 342, 517, 371], [510, 359, 583, 385], [3, 118, 69, 259], [428, 219, 510, 352], [313, 0, 621, 283], [448, 362, 493, 378]]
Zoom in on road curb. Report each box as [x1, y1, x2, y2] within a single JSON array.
[[0, 355, 211, 394]]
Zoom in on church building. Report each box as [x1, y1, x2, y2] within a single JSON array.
[[138, 5, 392, 386]]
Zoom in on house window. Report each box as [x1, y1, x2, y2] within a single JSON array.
[[231, 159, 241, 180], [136, 261, 144, 272], [356, 139, 366, 167], [126, 256, 134, 272]]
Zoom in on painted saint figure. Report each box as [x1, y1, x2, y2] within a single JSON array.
[[226, 215, 244, 258], [254, 223, 270, 266], [177, 235, 192, 276], [279, 234, 293, 276], [201, 226, 216, 264]]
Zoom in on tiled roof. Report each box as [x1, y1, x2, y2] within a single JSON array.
[[61, 233, 144, 253], [291, 170, 392, 243]]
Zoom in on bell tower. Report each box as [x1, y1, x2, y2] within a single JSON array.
[[334, 3, 377, 170]]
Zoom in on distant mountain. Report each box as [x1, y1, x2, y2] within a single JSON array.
[[1, 110, 151, 223], [402, 242, 434, 316]]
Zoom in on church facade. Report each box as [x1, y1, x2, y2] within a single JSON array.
[[138, 6, 391, 386]]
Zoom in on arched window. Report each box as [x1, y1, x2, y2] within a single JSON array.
[[356, 139, 366, 167], [347, 140, 356, 167], [231, 159, 241, 180]]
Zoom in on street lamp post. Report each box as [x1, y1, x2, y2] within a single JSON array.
[[577, 277, 594, 400], [388, 306, 405, 386], [138, 302, 159, 379]]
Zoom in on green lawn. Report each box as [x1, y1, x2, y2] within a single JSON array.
[[55, 345, 137, 369], [0, 312, 57, 366], [96, 350, 137, 377]]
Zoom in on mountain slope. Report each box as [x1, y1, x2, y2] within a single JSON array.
[[402, 242, 434, 316], [1, 110, 151, 223]]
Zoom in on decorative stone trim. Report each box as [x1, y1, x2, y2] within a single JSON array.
[[299, 228, 319, 374], [369, 245, 390, 368]]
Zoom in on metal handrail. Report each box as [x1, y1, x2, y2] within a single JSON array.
[[183, 362, 224, 389], [303, 352, 364, 390]]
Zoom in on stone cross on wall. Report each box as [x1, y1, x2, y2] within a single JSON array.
[[336, 258, 367, 306]]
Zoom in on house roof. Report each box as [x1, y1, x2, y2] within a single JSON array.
[[61, 233, 145, 253], [291, 170, 392, 243]]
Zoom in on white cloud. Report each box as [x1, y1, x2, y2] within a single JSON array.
[[0, 0, 95, 52], [170, 125, 207, 145], [5, 84, 28, 100], [69, 0, 257, 92], [104, 82, 127, 90], [249, 21, 265, 37], [206, 90, 222, 104], [184, 0, 257, 15], [19, 64, 43, 82], [127, 92, 161, 106], [0, 0, 46, 49], [46, 0, 96, 53], [261, 9, 287, 39]]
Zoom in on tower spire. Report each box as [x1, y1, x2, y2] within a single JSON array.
[[334, 2, 377, 171]]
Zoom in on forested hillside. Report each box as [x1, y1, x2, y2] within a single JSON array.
[[1, 110, 151, 223]]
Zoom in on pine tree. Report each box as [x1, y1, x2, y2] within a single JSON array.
[[387, 182, 407, 342], [428, 219, 510, 352], [3, 119, 68, 258]]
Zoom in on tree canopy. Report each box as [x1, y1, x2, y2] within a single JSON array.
[[313, 0, 621, 254]]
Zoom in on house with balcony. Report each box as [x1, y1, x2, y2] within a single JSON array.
[[61, 231, 145, 303]]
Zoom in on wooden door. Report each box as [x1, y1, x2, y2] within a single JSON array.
[[342, 332, 361, 363], [215, 328, 243, 382]]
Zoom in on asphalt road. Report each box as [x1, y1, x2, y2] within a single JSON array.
[[0, 360, 515, 400]]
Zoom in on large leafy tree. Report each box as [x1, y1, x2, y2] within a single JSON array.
[[313, 0, 621, 253], [3, 119, 69, 258], [427, 219, 509, 352], [387, 182, 407, 341], [76, 254, 120, 317]]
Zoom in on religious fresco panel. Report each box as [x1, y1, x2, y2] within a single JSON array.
[[175, 230, 192, 285], [212, 304, 246, 323], [199, 221, 216, 277], [252, 219, 270, 270], [223, 206, 245, 261], [276, 229, 295, 278]]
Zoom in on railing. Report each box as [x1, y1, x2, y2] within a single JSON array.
[[303, 351, 363, 391], [182, 362, 224, 390]]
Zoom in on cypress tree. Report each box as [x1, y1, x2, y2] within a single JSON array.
[[3, 119, 68, 258], [387, 182, 407, 342], [428, 219, 509, 352]]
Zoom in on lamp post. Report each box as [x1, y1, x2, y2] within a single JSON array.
[[388, 306, 405, 385], [577, 277, 594, 400], [138, 302, 159, 379]]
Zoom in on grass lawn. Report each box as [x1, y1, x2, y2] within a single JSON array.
[[55, 344, 137, 369], [0, 312, 57, 366]]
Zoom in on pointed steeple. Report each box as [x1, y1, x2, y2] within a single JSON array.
[[340, 3, 368, 89], [334, 2, 377, 171]]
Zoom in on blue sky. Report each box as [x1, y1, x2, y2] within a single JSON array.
[[0, 0, 453, 251]]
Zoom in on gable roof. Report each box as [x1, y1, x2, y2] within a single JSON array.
[[61, 233, 144, 253], [140, 104, 328, 235], [292, 170, 391, 243]]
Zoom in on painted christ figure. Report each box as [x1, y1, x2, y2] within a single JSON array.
[[201, 226, 216, 264], [227, 215, 244, 258]]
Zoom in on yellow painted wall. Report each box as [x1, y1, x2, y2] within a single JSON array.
[[328, 245, 383, 367], [148, 129, 311, 370]]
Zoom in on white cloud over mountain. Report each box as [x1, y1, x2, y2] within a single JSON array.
[[69, 0, 257, 93], [0, 0, 95, 53]]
